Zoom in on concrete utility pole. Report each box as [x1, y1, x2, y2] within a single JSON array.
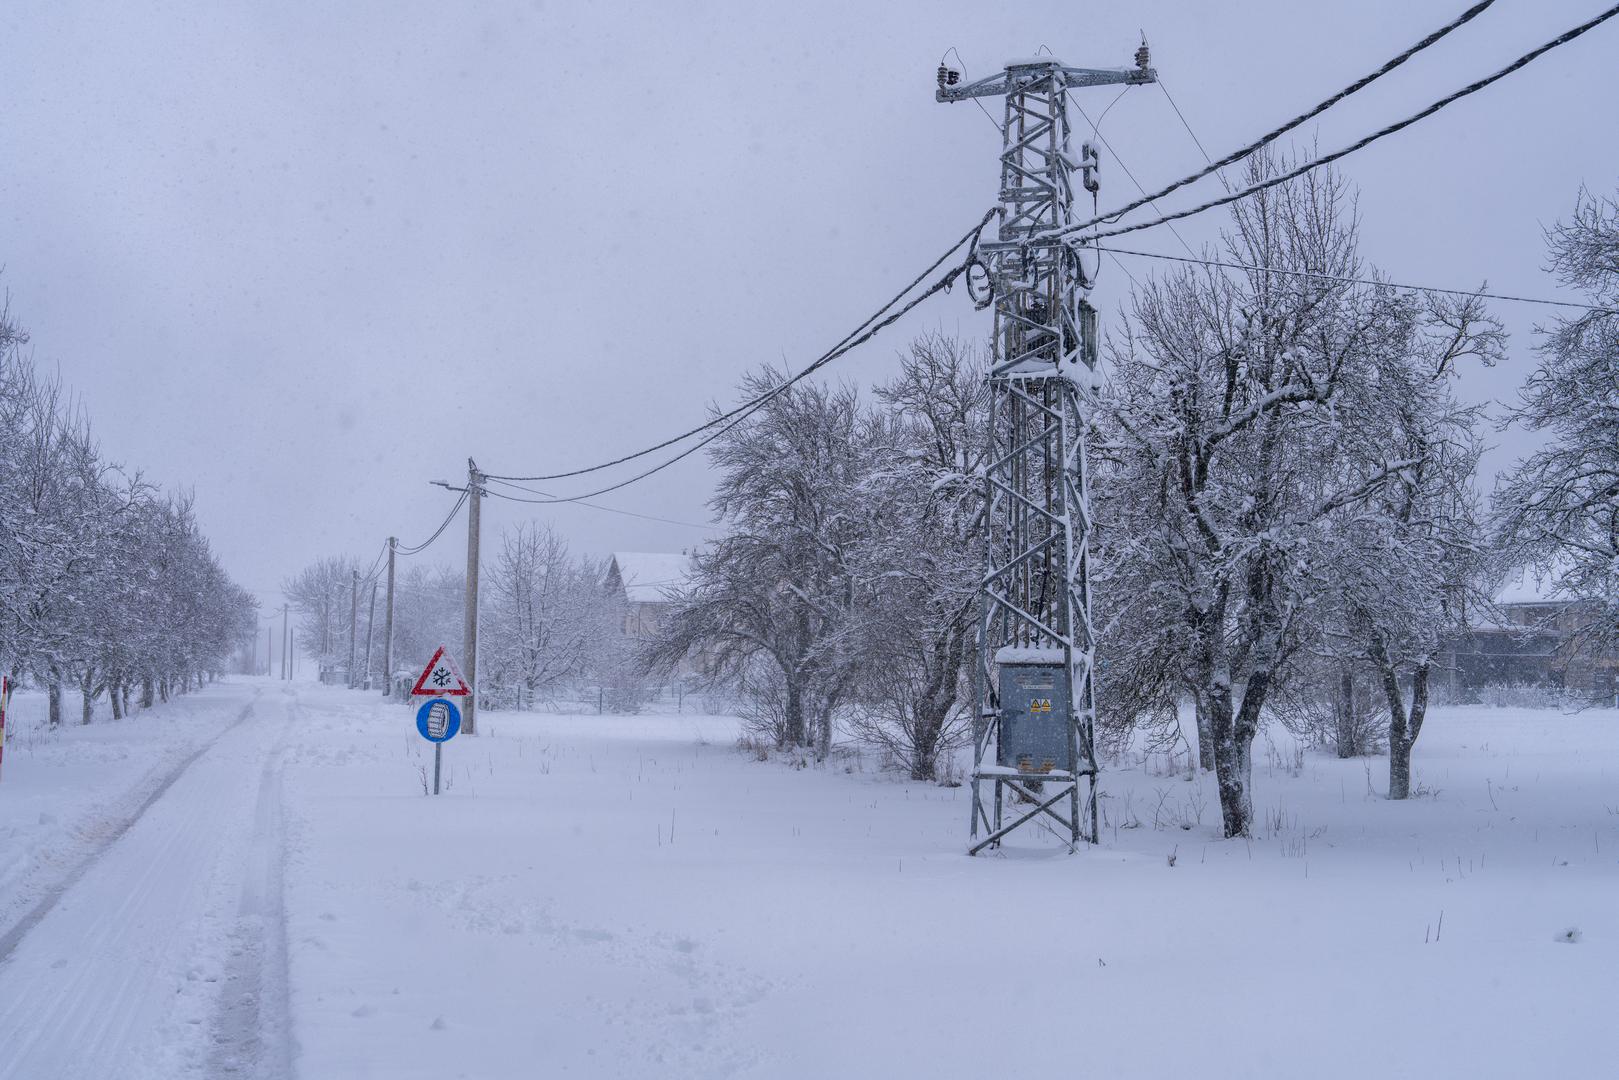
[[348, 569, 360, 689], [382, 537, 397, 697], [463, 458, 483, 735], [937, 45, 1156, 854], [362, 579, 378, 689]]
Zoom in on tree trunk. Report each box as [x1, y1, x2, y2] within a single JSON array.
[[1208, 689, 1249, 837], [1193, 698, 1215, 772], [1386, 663, 1430, 800], [141, 677, 155, 709], [110, 680, 124, 720], [47, 674, 63, 729], [783, 678, 804, 749], [80, 670, 97, 725], [122, 682, 132, 715], [1334, 666, 1356, 759], [814, 704, 832, 761]]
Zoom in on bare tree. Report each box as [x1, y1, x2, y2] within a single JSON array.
[[1095, 153, 1426, 836], [843, 333, 985, 781], [482, 522, 596, 709], [1494, 184, 1619, 656], [646, 370, 876, 758]]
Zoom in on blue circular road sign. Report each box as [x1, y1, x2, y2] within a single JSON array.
[[415, 698, 462, 743]]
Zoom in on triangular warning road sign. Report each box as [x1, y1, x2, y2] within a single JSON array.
[[410, 646, 471, 696]]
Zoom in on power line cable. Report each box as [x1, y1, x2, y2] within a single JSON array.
[[487, 231, 989, 506], [396, 490, 468, 556], [1155, 76, 1235, 197], [1062, 4, 1619, 246], [1049, 0, 1498, 239], [1157, 78, 1218, 170], [358, 541, 388, 584], [1098, 244, 1619, 314], [1066, 88, 1201, 261], [483, 477, 715, 529], [485, 209, 996, 484]]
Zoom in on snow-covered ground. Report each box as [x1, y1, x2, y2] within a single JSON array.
[[1, 678, 1615, 1078]]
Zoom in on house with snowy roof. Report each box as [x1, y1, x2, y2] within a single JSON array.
[[603, 552, 693, 642], [1438, 566, 1618, 703]]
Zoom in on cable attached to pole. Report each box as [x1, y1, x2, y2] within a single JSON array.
[[1098, 245, 1619, 314], [485, 209, 997, 484], [1059, 3, 1619, 247], [396, 489, 469, 556], [1046, 0, 1499, 240]]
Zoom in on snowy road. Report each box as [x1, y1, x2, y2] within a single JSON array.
[[0, 682, 295, 1080], [1, 681, 1615, 1078]]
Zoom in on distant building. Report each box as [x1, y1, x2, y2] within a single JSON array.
[[603, 552, 693, 642], [1439, 568, 1619, 703]]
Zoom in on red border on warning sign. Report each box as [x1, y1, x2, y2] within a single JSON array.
[[410, 645, 471, 696]]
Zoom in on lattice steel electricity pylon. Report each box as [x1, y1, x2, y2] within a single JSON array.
[[937, 48, 1155, 854]]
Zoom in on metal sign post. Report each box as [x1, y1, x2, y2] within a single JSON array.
[[415, 698, 462, 794], [410, 646, 470, 795]]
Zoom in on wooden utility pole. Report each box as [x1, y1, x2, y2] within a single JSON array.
[[281, 604, 290, 680], [265, 624, 272, 677], [463, 458, 482, 735], [362, 580, 378, 689], [348, 569, 360, 689], [382, 537, 397, 697]]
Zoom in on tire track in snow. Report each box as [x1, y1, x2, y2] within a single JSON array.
[[206, 690, 296, 1079], [0, 685, 290, 1079], [0, 689, 262, 966]]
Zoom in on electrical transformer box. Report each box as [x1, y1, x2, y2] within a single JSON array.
[[996, 655, 1072, 774]]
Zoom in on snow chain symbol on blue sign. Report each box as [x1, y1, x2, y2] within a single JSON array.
[[416, 698, 461, 743]]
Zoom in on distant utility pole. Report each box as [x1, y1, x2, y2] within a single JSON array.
[[463, 458, 483, 735], [382, 537, 397, 697], [265, 624, 272, 677], [348, 569, 360, 689], [281, 604, 290, 680]]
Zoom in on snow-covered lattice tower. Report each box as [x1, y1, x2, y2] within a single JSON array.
[[936, 50, 1154, 854]]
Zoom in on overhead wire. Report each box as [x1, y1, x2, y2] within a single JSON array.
[[395, 489, 468, 556], [485, 208, 997, 485], [1157, 77, 1220, 175], [1098, 244, 1619, 314], [484, 220, 993, 506], [1061, 3, 1619, 247], [1049, 0, 1499, 239], [1065, 87, 1201, 261], [483, 477, 715, 530]]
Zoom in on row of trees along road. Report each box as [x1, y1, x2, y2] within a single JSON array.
[[0, 298, 258, 724], [646, 157, 1618, 838]]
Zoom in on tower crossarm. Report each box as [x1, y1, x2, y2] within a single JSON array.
[[936, 60, 1155, 103]]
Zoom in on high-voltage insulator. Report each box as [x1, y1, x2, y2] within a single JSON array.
[[937, 64, 961, 88]]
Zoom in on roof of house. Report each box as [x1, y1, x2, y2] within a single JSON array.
[[607, 552, 692, 604], [1493, 565, 1564, 606]]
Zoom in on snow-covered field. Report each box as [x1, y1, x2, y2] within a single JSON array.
[[1, 678, 1615, 1078]]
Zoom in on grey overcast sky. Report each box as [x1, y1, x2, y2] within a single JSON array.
[[2, 0, 1616, 611]]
